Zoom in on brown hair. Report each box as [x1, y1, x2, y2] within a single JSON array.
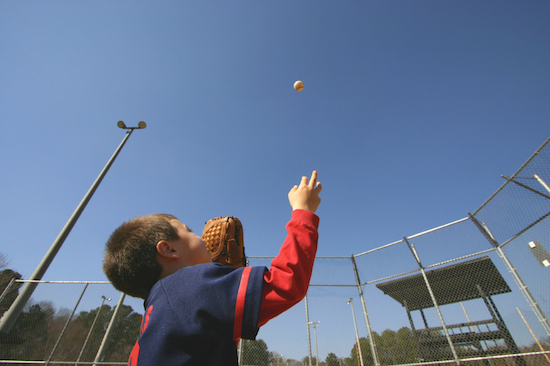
[[103, 214, 179, 299]]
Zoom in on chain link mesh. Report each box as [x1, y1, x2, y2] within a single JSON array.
[[1, 138, 549, 366]]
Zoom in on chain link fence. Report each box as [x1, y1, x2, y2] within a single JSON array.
[[1, 137, 549, 366]]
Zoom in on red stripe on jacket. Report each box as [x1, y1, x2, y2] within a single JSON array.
[[233, 266, 252, 340]]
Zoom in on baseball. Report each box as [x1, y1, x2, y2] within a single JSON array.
[[294, 80, 304, 91]]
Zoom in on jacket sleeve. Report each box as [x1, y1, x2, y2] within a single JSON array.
[[258, 209, 319, 327]]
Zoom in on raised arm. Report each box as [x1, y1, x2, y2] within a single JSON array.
[[258, 171, 322, 326]]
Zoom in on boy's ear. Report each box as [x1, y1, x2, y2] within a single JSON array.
[[156, 240, 180, 259]]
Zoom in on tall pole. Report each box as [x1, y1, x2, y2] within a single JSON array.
[[347, 298, 364, 366], [309, 321, 320, 366], [0, 121, 146, 333], [75, 295, 111, 365], [305, 295, 313, 366], [93, 292, 126, 365]]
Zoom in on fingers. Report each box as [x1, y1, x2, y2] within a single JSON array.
[[291, 171, 321, 191], [288, 185, 298, 196], [313, 172, 323, 191], [307, 171, 322, 192], [315, 181, 322, 193], [298, 171, 321, 190], [308, 171, 317, 188], [288, 170, 322, 212]]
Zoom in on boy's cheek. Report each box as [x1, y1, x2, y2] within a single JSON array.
[[200, 244, 212, 264]]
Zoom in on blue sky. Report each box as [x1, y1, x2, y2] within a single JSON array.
[[1, 0, 549, 359]]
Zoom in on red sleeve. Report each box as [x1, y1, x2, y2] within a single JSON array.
[[257, 209, 319, 327]]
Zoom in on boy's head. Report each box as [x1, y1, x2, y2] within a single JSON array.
[[103, 213, 211, 299]]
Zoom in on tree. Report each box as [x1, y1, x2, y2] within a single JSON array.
[[241, 339, 273, 365], [44, 306, 88, 362], [349, 337, 372, 366], [0, 253, 23, 318], [271, 351, 286, 365], [394, 327, 419, 363], [285, 358, 301, 366], [520, 337, 550, 365], [340, 357, 352, 366], [0, 300, 56, 360], [0, 269, 22, 316], [346, 328, 419, 366], [326, 352, 340, 366], [376, 328, 419, 364], [74, 303, 142, 363], [71, 304, 115, 362]]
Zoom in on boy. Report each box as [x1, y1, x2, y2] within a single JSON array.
[[103, 171, 322, 365]]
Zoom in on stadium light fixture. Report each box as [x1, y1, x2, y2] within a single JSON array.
[[117, 120, 146, 130]]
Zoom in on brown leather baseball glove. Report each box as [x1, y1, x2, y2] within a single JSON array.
[[201, 216, 247, 268]]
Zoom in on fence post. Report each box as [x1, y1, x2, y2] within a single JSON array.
[[350, 254, 380, 366], [238, 338, 243, 366], [0, 278, 17, 305], [403, 238, 461, 365]]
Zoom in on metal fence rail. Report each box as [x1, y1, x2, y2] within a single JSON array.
[[1, 137, 549, 366]]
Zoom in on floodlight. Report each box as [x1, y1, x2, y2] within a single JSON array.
[[118, 120, 147, 130]]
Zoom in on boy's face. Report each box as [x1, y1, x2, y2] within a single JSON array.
[[169, 219, 212, 267]]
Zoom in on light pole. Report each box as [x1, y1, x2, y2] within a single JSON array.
[[93, 292, 126, 365], [308, 321, 320, 366], [0, 121, 146, 333], [347, 298, 364, 366], [75, 296, 111, 365], [305, 295, 313, 366]]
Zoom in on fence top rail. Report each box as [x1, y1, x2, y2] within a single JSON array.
[[12, 249, 497, 288], [406, 217, 469, 240], [363, 247, 496, 287], [248, 256, 352, 259], [14, 280, 111, 285], [309, 284, 357, 287], [354, 217, 470, 257], [354, 238, 404, 257], [0, 362, 126, 365]]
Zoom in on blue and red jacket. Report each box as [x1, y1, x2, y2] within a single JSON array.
[[128, 209, 319, 365]]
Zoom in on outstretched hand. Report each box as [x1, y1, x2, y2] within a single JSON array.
[[288, 171, 322, 213]]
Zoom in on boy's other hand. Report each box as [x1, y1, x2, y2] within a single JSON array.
[[288, 171, 322, 213]]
